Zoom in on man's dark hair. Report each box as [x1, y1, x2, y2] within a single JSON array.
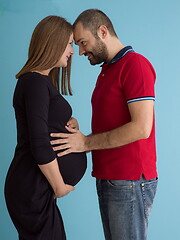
[[73, 9, 117, 38]]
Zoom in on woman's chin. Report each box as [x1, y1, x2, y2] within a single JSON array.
[[61, 62, 67, 68], [55, 62, 67, 68]]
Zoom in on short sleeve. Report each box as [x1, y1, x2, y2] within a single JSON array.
[[23, 75, 56, 165], [121, 54, 156, 104]]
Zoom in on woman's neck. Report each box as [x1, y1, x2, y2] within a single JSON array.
[[32, 69, 51, 76]]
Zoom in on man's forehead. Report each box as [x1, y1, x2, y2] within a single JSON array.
[[73, 23, 91, 42]]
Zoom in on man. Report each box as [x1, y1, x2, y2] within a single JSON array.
[[51, 9, 158, 240]]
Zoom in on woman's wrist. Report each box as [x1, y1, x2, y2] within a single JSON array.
[[54, 182, 66, 194]]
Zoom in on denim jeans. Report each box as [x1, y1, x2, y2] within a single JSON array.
[[96, 177, 158, 240]]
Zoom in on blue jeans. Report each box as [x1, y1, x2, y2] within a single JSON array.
[[96, 177, 158, 240]]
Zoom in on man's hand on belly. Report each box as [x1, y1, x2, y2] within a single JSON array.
[[50, 126, 87, 157]]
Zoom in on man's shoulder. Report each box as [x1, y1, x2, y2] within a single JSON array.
[[121, 51, 153, 69], [124, 51, 148, 61]]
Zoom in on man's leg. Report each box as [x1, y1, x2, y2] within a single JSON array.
[[133, 177, 158, 239], [96, 177, 158, 240], [96, 179, 134, 240]]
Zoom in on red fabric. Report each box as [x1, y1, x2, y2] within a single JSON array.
[[91, 52, 157, 180]]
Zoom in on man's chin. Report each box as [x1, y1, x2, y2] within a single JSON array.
[[89, 59, 102, 65], [89, 61, 97, 65]]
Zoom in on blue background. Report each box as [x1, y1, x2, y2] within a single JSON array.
[[0, 0, 180, 239]]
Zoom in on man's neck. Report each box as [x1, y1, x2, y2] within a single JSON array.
[[107, 38, 125, 62]]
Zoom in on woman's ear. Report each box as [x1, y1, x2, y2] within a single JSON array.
[[97, 25, 108, 40]]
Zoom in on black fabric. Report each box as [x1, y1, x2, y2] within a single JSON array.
[[4, 72, 87, 240]]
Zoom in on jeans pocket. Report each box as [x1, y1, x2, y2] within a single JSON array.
[[141, 178, 158, 217], [106, 180, 134, 202], [107, 180, 133, 188]]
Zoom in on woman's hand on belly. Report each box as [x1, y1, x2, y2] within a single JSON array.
[[54, 183, 75, 198], [66, 117, 79, 130], [38, 159, 75, 199]]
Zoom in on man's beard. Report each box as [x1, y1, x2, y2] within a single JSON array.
[[84, 38, 108, 65]]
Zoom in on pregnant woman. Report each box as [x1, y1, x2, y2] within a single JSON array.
[[4, 15, 87, 240]]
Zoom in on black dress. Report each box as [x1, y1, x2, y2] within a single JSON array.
[[4, 72, 87, 240]]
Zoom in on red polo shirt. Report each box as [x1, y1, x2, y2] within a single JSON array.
[[91, 46, 157, 180]]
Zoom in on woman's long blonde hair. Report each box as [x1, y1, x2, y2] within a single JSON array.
[[16, 15, 73, 95]]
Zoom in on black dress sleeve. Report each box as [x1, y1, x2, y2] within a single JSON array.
[[23, 74, 56, 165]]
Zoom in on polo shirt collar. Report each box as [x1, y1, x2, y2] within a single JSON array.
[[109, 46, 134, 64]]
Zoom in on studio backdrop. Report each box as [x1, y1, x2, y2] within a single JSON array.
[[0, 0, 180, 239]]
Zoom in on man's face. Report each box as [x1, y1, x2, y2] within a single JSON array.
[[74, 23, 108, 65]]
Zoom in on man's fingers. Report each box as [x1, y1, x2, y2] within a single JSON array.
[[57, 148, 72, 157], [50, 133, 69, 138], [51, 138, 68, 145], [53, 144, 71, 151], [51, 128, 77, 140]]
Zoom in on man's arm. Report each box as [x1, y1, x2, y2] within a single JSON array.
[[51, 100, 154, 156]]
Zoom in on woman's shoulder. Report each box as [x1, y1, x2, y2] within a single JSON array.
[[19, 72, 50, 88], [18, 72, 60, 97], [19, 72, 49, 81]]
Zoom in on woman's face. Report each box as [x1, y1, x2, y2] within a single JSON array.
[[56, 33, 74, 67]]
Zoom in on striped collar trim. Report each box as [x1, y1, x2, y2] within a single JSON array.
[[110, 46, 134, 64]]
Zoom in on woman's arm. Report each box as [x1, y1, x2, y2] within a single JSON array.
[[38, 159, 74, 198], [23, 74, 74, 198]]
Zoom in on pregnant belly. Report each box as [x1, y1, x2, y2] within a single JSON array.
[[57, 152, 87, 186]]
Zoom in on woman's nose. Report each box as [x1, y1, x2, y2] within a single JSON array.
[[70, 46, 74, 55]]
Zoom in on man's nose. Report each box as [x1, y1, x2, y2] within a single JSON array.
[[79, 47, 85, 56]]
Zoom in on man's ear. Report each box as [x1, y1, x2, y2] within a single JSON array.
[[97, 25, 108, 40]]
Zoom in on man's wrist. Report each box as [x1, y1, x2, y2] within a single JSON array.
[[84, 135, 90, 152], [84, 134, 95, 152], [84, 131, 110, 152]]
